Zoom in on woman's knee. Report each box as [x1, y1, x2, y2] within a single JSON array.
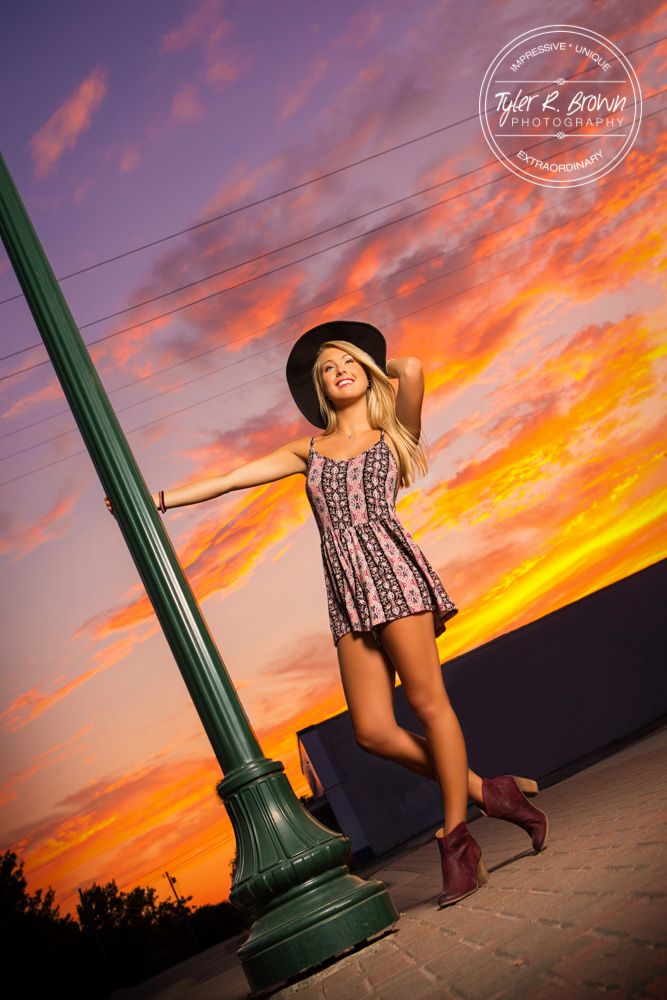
[[354, 724, 401, 756], [405, 688, 451, 727]]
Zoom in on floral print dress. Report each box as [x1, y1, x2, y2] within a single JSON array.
[[305, 428, 459, 647]]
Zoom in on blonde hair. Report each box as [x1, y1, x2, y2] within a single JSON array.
[[311, 338, 429, 489]]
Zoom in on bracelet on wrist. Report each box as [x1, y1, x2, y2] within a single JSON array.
[[159, 490, 166, 513]]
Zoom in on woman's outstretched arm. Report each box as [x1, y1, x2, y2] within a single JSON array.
[[150, 438, 309, 510]]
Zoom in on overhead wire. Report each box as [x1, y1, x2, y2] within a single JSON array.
[[0, 156, 660, 464], [0, 83, 663, 376], [0, 29, 661, 311], [1, 101, 663, 447], [0, 191, 656, 489], [115, 829, 237, 892], [0, 120, 481, 309]]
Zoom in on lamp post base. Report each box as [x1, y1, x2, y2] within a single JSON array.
[[238, 869, 398, 992], [218, 758, 400, 992]]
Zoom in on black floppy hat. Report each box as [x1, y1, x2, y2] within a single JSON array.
[[286, 320, 387, 428]]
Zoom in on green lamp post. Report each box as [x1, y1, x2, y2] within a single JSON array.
[[0, 152, 399, 992]]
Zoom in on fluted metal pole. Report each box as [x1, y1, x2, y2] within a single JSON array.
[[0, 152, 398, 991]]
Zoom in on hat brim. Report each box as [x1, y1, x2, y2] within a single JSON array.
[[286, 320, 387, 428]]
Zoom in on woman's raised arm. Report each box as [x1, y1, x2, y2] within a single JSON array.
[[154, 437, 309, 510]]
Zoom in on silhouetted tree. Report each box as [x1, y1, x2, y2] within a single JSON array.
[[0, 850, 98, 997], [77, 879, 196, 983], [0, 849, 252, 996]]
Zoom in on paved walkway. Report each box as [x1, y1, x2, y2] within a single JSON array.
[[113, 722, 667, 1000]]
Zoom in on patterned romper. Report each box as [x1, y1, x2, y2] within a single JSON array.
[[305, 428, 459, 647]]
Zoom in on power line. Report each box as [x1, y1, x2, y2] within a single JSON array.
[[1, 162, 659, 464], [0, 149, 544, 364], [0, 195, 653, 489], [0, 122, 477, 309], [1, 29, 661, 310], [1, 126, 662, 445], [2, 91, 663, 382], [56, 825, 237, 905], [116, 829, 237, 891], [0, 157, 503, 368]]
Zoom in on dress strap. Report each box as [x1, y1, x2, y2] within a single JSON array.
[[380, 428, 384, 440]]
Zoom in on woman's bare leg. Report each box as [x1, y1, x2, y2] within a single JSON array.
[[337, 626, 485, 812], [374, 611, 471, 833]]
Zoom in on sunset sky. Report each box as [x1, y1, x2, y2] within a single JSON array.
[[1, 0, 665, 919]]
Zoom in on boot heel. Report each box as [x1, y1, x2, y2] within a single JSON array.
[[511, 775, 539, 796], [477, 855, 489, 886]]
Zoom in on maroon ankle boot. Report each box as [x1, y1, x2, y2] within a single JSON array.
[[435, 820, 489, 907], [479, 774, 549, 851]]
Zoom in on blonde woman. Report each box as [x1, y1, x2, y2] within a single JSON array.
[[106, 319, 548, 906]]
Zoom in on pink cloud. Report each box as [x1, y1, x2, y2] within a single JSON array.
[[280, 57, 329, 123], [30, 66, 108, 178], [161, 0, 247, 93], [1, 377, 63, 420], [161, 0, 228, 53], [73, 176, 95, 204], [335, 7, 384, 49], [170, 84, 204, 124], [205, 49, 247, 89], [119, 146, 141, 173]]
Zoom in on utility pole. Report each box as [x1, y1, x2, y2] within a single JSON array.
[[164, 871, 199, 951], [0, 153, 398, 992]]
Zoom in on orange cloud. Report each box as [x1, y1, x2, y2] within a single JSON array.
[[80, 470, 311, 644], [0, 725, 94, 806], [405, 309, 667, 660], [1, 396, 313, 733], [30, 66, 108, 177], [0, 483, 83, 563], [7, 644, 348, 916], [1, 624, 158, 732]]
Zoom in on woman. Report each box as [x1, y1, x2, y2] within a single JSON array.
[[106, 319, 548, 908]]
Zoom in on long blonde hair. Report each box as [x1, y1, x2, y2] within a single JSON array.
[[311, 338, 429, 489]]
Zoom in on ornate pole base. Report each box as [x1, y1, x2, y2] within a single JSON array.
[[218, 758, 399, 992]]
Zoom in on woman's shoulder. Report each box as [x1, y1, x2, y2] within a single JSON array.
[[287, 434, 316, 462]]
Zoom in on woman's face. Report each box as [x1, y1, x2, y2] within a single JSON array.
[[318, 348, 368, 405]]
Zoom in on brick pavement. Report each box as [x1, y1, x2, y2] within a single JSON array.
[[113, 722, 667, 1000]]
